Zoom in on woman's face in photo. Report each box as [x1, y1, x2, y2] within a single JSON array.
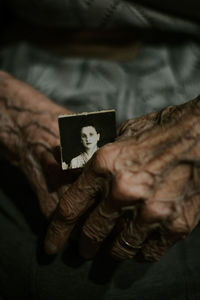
[[81, 126, 100, 150]]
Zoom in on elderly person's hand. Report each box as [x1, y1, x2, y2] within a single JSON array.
[[0, 71, 73, 218], [44, 96, 200, 261]]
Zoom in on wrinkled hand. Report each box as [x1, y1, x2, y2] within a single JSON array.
[[0, 71, 73, 218], [45, 96, 200, 261]]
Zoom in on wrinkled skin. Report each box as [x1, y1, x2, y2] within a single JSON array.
[[44, 96, 200, 261], [0, 71, 72, 217], [1, 71, 200, 262]]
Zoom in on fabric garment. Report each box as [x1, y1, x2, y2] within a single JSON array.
[[1, 41, 200, 125], [70, 152, 92, 169], [69, 147, 99, 169], [4, 0, 200, 35]]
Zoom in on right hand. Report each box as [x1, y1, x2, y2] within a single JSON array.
[[44, 96, 200, 261]]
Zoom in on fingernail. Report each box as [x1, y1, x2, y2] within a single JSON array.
[[44, 241, 58, 255]]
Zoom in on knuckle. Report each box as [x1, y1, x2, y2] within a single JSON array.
[[49, 222, 63, 235], [111, 171, 148, 203], [112, 172, 131, 200], [56, 201, 78, 224], [92, 143, 117, 174], [142, 201, 174, 222], [111, 239, 136, 260], [168, 219, 192, 236], [117, 119, 133, 137]]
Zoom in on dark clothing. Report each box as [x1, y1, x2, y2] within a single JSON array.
[[1, 160, 200, 300]]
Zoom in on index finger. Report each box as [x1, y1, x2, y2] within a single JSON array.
[[44, 144, 117, 254]]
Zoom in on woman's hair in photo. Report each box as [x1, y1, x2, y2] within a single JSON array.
[[80, 121, 100, 134]]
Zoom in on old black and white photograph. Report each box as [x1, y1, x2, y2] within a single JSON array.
[[58, 110, 116, 170]]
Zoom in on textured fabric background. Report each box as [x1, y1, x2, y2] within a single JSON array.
[[4, 0, 200, 34], [1, 41, 200, 124]]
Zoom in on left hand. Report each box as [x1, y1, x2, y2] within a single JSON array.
[[0, 71, 75, 218], [44, 96, 200, 261]]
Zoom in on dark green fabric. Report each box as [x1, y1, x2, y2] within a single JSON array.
[[133, 0, 200, 23], [0, 160, 200, 300]]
